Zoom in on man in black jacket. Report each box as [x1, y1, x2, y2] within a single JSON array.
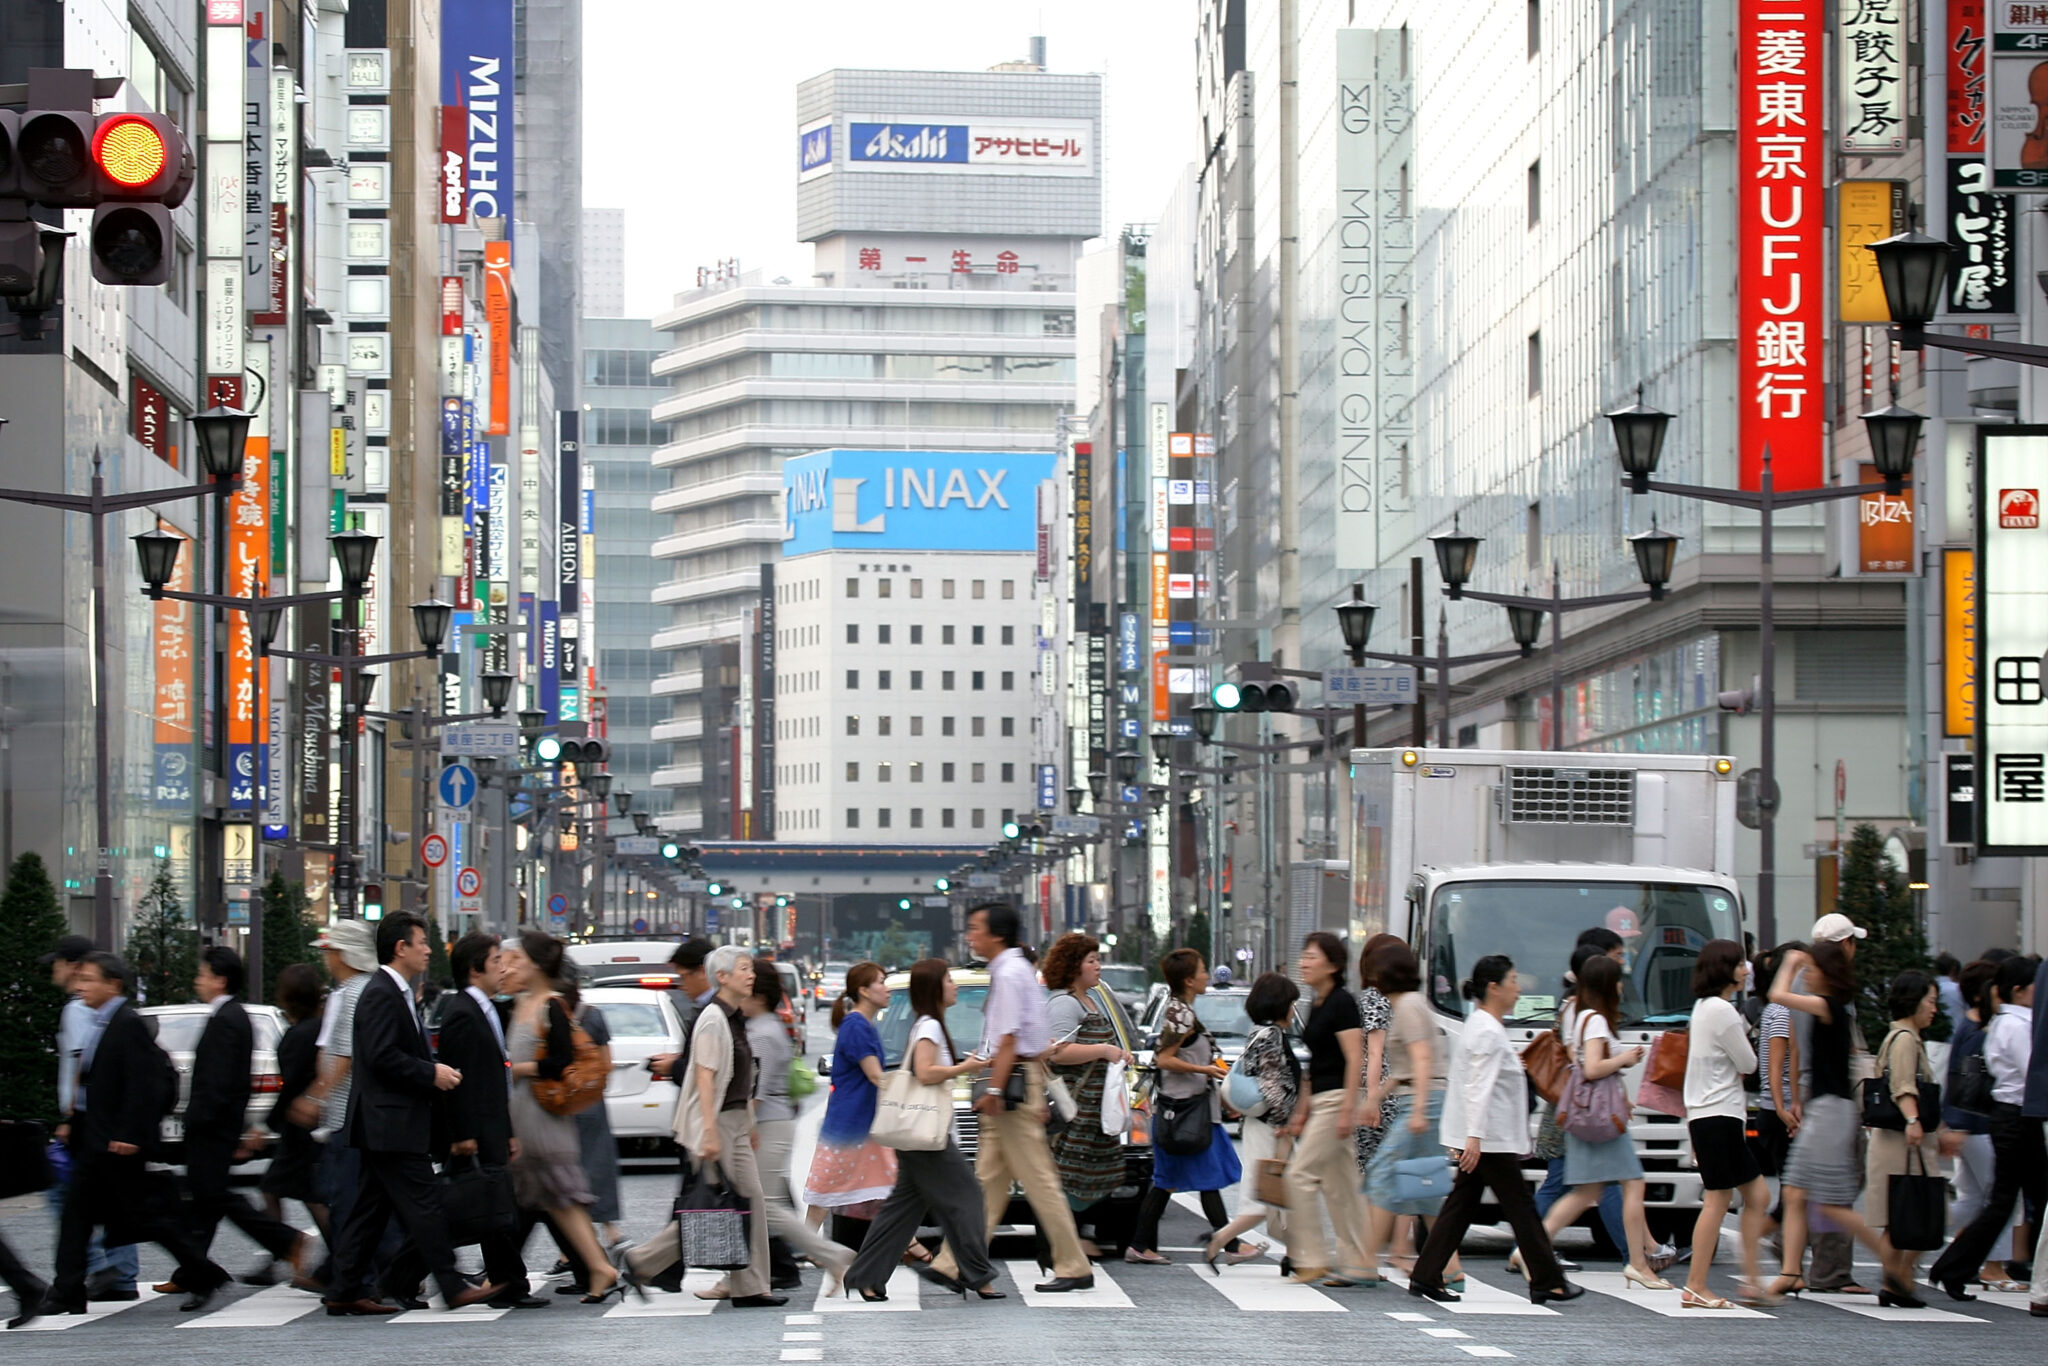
[[427, 931, 541, 1308], [180, 947, 309, 1283], [322, 914, 499, 1316], [38, 954, 230, 1316]]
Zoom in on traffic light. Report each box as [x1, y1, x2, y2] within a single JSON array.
[[934, 877, 950, 892], [660, 841, 681, 860], [556, 737, 609, 766], [1002, 820, 1021, 840], [87, 111, 192, 285], [897, 897, 912, 911], [1210, 676, 1298, 713], [774, 895, 788, 908], [361, 882, 384, 920], [706, 882, 723, 896]]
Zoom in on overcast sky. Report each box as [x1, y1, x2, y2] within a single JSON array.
[[582, 0, 1195, 317]]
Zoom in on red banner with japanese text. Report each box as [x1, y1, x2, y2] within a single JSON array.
[[227, 438, 271, 806], [1949, 0, 1988, 152], [153, 524, 195, 808], [1738, 0, 1824, 490]]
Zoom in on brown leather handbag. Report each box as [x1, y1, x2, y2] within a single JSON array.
[[1645, 1029, 1689, 1091], [1521, 1029, 1571, 1104], [1255, 1136, 1293, 1209]]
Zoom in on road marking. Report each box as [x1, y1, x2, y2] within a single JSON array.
[[785, 1313, 824, 1324], [1004, 1260, 1135, 1309], [388, 1295, 511, 1324], [784, 1330, 824, 1340], [1457, 1347, 1515, 1358], [1421, 1326, 1472, 1338], [1386, 1311, 1436, 1322], [1190, 1262, 1347, 1312], [12, 1289, 162, 1330], [1572, 1272, 1774, 1319], [179, 1284, 323, 1328], [780, 1350, 823, 1362], [1382, 1271, 1560, 1316], [811, 1265, 920, 1312], [1802, 1295, 1986, 1324]]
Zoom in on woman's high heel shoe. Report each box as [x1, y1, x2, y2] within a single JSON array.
[[968, 1282, 1007, 1300], [1879, 1278, 1927, 1310], [1622, 1264, 1674, 1292], [1202, 1238, 1225, 1277], [580, 1277, 625, 1305], [843, 1283, 888, 1303]]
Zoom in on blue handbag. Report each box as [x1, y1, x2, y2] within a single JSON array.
[[1391, 1154, 1453, 1205], [1223, 1061, 1266, 1117]]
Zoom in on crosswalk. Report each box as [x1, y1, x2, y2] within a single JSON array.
[[9, 1263, 2038, 1330]]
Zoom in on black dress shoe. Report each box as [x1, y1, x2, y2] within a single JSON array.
[[1408, 1282, 1462, 1303], [646, 1269, 685, 1294], [553, 1282, 589, 1295], [86, 1285, 139, 1302], [488, 1294, 551, 1309], [2028, 1301, 2048, 1318], [1033, 1275, 1094, 1293], [1530, 1282, 1586, 1305], [179, 1285, 224, 1313], [241, 1261, 283, 1288], [7, 1282, 50, 1330], [386, 1295, 429, 1311], [322, 1297, 402, 1316], [729, 1293, 789, 1308]]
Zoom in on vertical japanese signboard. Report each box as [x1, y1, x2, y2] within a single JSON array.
[[1738, 0, 1823, 491], [154, 525, 195, 808], [484, 241, 512, 434], [1837, 180, 1905, 323], [228, 438, 271, 806], [1977, 429, 2048, 850], [1839, 0, 1908, 152], [1071, 440, 1093, 628], [1988, 4, 2048, 189], [1945, 548, 1977, 738], [1945, 157, 2017, 313], [557, 411, 582, 720], [1951, 0, 1990, 151]]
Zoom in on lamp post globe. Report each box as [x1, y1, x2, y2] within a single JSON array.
[[1506, 604, 1547, 657], [254, 603, 284, 651], [480, 669, 514, 716], [1088, 768, 1107, 801], [518, 707, 545, 734], [351, 669, 379, 711], [1867, 229, 1952, 339], [1067, 785, 1086, 815], [331, 529, 380, 591], [410, 597, 453, 653], [1627, 524, 1682, 601], [192, 404, 254, 480], [1190, 703, 1216, 742], [132, 527, 181, 591], [1114, 750, 1141, 786], [613, 788, 632, 817], [1149, 730, 1171, 764], [1335, 593, 1375, 653], [1860, 403, 1924, 493], [587, 770, 613, 802], [1429, 515, 1482, 598], [1606, 394, 1673, 494]]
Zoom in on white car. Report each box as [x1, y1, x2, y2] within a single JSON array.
[[583, 986, 684, 1146], [140, 1003, 283, 1168]]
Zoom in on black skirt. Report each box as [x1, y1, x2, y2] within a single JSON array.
[[260, 1126, 321, 1202], [1689, 1114, 1761, 1192]]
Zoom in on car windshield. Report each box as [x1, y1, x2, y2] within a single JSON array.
[[589, 1001, 668, 1038], [876, 984, 988, 1066], [1098, 965, 1148, 994], [1425, 879, 1742, 1026]]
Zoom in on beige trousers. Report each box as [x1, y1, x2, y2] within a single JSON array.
[[1283, 1089, 1372, 1276], [933, 1062, 1091, 1280], [626, 1108, 772, 1297]]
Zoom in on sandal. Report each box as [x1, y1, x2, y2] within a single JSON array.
[[1123, 1249, 1171, 1265], [1680, 1288, 1734, 1310], [901, 1244, 934, 1266]]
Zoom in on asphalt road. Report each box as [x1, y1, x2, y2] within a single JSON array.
[[3, 1009, 2037, 1362]]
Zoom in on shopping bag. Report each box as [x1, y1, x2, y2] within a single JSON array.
[[675, 1161, 752, 1271], [1521, 1030, 1570, 1104], [871, 1059, 951, 1151], [1887, 1148, 1947, 1251], [1100, 1060, 1131, 1135]]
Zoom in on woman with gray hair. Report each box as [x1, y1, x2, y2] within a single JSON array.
[[622, 945, 785, 1307]]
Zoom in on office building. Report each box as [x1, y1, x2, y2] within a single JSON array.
[[583, 207, 626, 317]]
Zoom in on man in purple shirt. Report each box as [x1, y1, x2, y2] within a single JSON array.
[[933, 903, 1092, 1293]]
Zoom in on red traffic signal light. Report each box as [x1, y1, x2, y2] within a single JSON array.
[[91, 113, 191, 205]]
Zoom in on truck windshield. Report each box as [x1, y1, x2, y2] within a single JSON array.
[[1425, 879, 1742, 1027]]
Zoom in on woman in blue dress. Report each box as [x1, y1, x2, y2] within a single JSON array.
[[1124, 949, 1243, 1262], [801, 962, 900, 1233]]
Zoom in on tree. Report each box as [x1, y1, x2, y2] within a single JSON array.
[[1835, 822, 1929, 1048], [258, 872, 323, 1004], [127, 862, 197, 1007], [0, 852, 68, 1122], [1181, 906, 1214, 972], [425, 916, 450, 986]]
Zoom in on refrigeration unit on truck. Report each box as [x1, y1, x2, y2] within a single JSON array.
[[1349, 747, 1744, 1238]]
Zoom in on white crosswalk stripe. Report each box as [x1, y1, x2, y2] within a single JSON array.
[[11, 1289, 163, 1331], [1003, 1259, 1135, 1308], [1190, 1262, 1347, 1312], [809, 1263, 920, 1312], [1381, 1269, 1560, 1316], [180, 1283, 323, 1328], [602, 1268, 724, 1317], [1571, 1272, 1775, 1319], [1797, 1293, 1987, 1325]]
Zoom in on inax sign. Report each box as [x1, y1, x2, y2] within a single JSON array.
[[441, 0, 513, 231], [781, 449, 1056, 556]]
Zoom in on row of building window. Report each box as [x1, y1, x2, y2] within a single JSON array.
[[764, 352, 1076, 382], [847, 715, 1013, 738], [844, 761, 1016, 784], [840, 624, 1016, 646], [846, 577, 1017, 600], [586, 407, 663, 446], [846, 669, 1015, 691], [845, 807, 1016, 831], [585, 348, 660, 387]]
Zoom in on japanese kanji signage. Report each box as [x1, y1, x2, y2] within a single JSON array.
[[1952, 0, 1991, 150], [1840, 0, 1907, 152], [1977, 429, 2048, 850], [1945, 157, 2017, 313], [1738, 0, 1823, 490], [153, 523, 195, 809], [1988, 3, 2048, 188], [1838, 180, 1906, 323], [227, 437, 271, 807]]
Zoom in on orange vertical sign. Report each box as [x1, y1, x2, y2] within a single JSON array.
[[1855, 463, 1915, 574], [153, 524, 194, 743], [227, 439, 271, 804], [1944, 548, 1975, 738], [485, 241, 512, 435], [1152, 651, 1169, 722]]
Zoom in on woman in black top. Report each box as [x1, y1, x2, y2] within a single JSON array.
[[1767, 942, 1919, 1306], [256, 965, 327, 1262], [1280, 932, 1373, 1285]]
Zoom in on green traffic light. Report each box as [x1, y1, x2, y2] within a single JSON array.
[[731, 896, 743, 908], [775, 895, 788, 907], [1211, 680, 1243, 711], [661, 841, 680, 859], [706, 882, 723, 896], [897, 897, 911, 910], [535, 735, 563, 762], [934, 877, 950, 892], [1002, 820, 1021, 840]]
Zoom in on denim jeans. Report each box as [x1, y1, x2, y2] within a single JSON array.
[[1535, 1156, 1628, 1253], [47, 1175, 137, 1290]]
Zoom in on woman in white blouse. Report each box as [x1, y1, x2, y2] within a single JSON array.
[[1681, 940, 1769, 1308], [1408, 955, 1582, 1306]]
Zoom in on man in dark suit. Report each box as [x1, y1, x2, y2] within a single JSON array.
[[322, 913, 499, 1316], [424, 931, 542, 1309], [180, 946, 309, 1283], [38, 953, 230, 1315]]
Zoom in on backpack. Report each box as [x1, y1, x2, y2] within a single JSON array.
[[531, 999, 609, 1117]]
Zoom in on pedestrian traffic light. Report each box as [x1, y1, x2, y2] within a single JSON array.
[[897, 897, 912, 911], [87, 111, 191, 285], [1002, 820, 1021, 839], [934, 877, 950, 892], [361, 883, 384, 920], [774, 895, 788, 907], [535, 734, 563, 762], [1210, 681, 1243, 711]]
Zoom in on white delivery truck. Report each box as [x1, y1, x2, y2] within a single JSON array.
[[1349, 747, 1745, 1242]]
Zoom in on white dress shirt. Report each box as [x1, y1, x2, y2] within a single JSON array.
[[1986, 1003, 2035, 1105], [1438, 1008, 1530, 1153]]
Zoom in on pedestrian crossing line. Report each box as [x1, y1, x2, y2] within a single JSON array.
[[1386, 1311, 1436, 1322], [1965, 1289, 2037, 1313], [179, 1283, 323, 1328], [1191, 1262, 1347, 1312], [12, 1289, 163, 1331], [785, 1313, 823, 1324], [388, 1294, 512, 1323], [1456, 1346, 1514, 1358], [603, 1269, 724, 1317], [1798, 1293, 1986, 1325], [809, 1264, 920, 1313], [1003, 1260, 1135, 1309], [784, 1330, 824, 1340], [780, 1351, 823, 1362], [1420, 1326, 1472, 1338], [1572, 1272, 1775, 1319], [1381, 1270, 1560, 1317]]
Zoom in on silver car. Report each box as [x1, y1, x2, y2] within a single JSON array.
[[583, 986, 684, 1147], [140, 1003, 284, 1164]]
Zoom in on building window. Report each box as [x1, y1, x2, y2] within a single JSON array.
[[910, 715, 924, 736], [1001, 625, 1015, 646], [942, 761, 956, 781], [910, 762, 924, 782], [942, 670, 956, 690], [1000, 717, 1015, 737], [942, 580, 956, 599], [878, 624, 891, 645], [846, 762, 860, 781], [878, 670, 891, 689], [1527, 331, 1542, 396], [942, 808, 956, 828], [972, 762, 986, 783], [878, 808, 892, 828], [878, 716, 892, 737], [846, 669, 859, 688], [942, 716, 956, 737], [1528, 0, 1540, 55], [943, 625, 956, 645], [1001, 807, 1015, 827], [846, 715, 859, 736], [972, 625, 985, 646], [910, 808, 924, 828], [972, 671, 985, 691], [1001, 763, 1015, 783], [910, 624, 923, 645], [972, 580, 986, 599], [878, 762, 892, 782], [847, 808, 859, 828], [1526, 502, 1542, 569], [1527, 161, 1540, 227], [846, 624, 859, 644], [910, 670, 923, 690], [878, 578, 892, 598], [972, 717, 985, 737], [910, 579, 923, 598], [1000, 671, 1015, 691], [846, 578, 859, 598], [1002, 580, 1015, 600], [971, 808, 985, 829]]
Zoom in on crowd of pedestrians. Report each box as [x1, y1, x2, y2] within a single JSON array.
[[5, 902, 2048, 1326]]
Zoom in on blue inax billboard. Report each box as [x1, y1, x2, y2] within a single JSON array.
[[782, 449, 1055, 556]]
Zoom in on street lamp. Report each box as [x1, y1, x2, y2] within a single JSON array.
[[1067, 785, 1086, 815], [1627, 523, 1681, 600], [1505, 604, 1546, 656], [480, 669, 513, 716], [191, 405, 253, 480], [133, 526, 181, 589], [1114, 750, 1141, 786], [1088, 769, 1107, 801], [1190, 704, 1216, 743], [1859, 404, 1923, 494], [613, 789, 633, 818], [1335, 594, 1375, 654], [351, 669, 380, 711], [410, 598, 453, 655], [1146, 785, 1168, 814], [587, 771, 614, 802], [1608, 391, 1672, 495], [1430, 515, 1482, 599], [518, 707, 545, 734], [331, 528, 379, 591], [1867, 229, 1952, 343], [1149, 731, 1171, 764]]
